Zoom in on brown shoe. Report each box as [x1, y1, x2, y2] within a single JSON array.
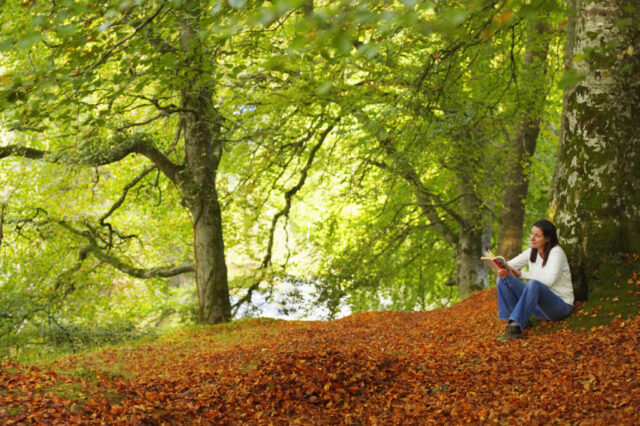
[[498, 324, 523, 342]]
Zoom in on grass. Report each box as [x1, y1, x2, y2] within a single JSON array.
[[43, 381, 87, 401], [566, 254, 640, 331], [33, 318, 309, 386], [10, 329, 160, 366], [9, 317, 312, 414]]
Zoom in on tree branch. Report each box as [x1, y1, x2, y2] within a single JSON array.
[[100, 165, 156, 224], [261, 123, 336, 269], [2, 133, 184, 187], [83, 1, 168, 74], [232, 123, 336, 314], [378, 137, 460, 247], [131, 135, 184, 186], [116, 113, 166, 131], [57, 221, 194, 279], [0, 145, 46, 160]]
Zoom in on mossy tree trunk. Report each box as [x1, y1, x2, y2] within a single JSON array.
[[550, 0, 640, 301]]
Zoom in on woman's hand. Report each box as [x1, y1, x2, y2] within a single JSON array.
[[498, 268, 521, 279]]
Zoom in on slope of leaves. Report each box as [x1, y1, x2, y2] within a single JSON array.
[[2, 285, 640, 424]]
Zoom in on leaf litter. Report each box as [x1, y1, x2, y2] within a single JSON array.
[[1, 288, 639, 424]]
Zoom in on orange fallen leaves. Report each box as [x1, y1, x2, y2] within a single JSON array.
[[1, 289, 640, 424]]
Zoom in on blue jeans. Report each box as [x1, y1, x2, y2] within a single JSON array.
[[497, 275, 572, 330]]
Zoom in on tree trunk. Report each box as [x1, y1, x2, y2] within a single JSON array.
[[498, 15, 551, 260], [454, 144, 490, 297], [455, 226, 488, 297], [179, 10, 231, 323], [550, 0, 640, 301], [189, 185, 231, 324]]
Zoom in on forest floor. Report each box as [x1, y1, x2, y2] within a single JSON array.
[[2, 261, 640, 424]]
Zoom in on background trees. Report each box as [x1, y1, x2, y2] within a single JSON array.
[[0, 0, 336, 327], [1, 0, 636, 357]]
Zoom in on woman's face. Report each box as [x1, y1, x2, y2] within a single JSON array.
[[530, 226, 549, 251]]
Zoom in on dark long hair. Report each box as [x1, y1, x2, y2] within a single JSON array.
[[530, 219, 559, 266]]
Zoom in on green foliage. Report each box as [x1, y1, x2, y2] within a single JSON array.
[[0, 0, 570, 348]]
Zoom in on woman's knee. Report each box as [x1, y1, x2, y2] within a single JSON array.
[[498, 275, 519, 288], [526, 280, 545, 292], [497, 276, 509, 289]]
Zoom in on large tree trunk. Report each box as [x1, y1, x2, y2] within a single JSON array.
[[179, 10, 231, 323], [498, 14, 551, 260], [550, 0, 640, 301], [189, 181, 231, 324]]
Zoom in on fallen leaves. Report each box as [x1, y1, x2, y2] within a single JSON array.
[[1, 289, 640, 424]]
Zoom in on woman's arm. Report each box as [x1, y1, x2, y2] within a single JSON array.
[[507, 248, 530, 271]]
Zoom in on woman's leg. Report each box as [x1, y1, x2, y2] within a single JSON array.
[[497, 275, 526, 321], [509, 280, 572, 329]]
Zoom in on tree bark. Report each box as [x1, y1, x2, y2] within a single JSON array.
[[498, 14, 551, 260], [454, 142, 490, 297], [179, 10, 231, 323], [550, 0, 640, 301], [454, 226, 487, 297]]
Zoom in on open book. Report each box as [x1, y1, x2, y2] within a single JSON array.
[[481, 250, 513, 274]]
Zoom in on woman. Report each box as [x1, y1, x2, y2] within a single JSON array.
[[497, 219, 574, 341]]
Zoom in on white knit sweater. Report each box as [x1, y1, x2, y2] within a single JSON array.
[[507, 246, 574, 306]]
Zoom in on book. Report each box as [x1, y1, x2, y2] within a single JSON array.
[[481, 250, 513, 274]]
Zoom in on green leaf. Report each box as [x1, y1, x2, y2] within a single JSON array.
[[620, 63, 632, 74], [264, 56, 285, 70], [289, 36, 308, 52], [274, 0, 303, 14], [56, 24, 80, 36], [17, 32, 42, 50], [400, 0, 418, 7], [0, 38, 14, 51], [159, 52, 179, 67], [316, 82, 333, 95], [32, 15, 50, 27], [254, 6, 277, 25], [229, 0, 247, 9], [331, 34, 352, 56], [357, 43, 379, 59]]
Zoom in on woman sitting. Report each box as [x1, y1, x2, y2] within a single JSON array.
[[497, 219, 574, 341]]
